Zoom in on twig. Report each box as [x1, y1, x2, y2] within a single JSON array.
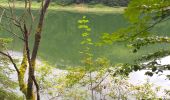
[[92, 72, 110, 90], [0, 9, 5, 23], [0, 51, 20, 74], [131, 14, 170, 38], [0, 23, 24, 41]]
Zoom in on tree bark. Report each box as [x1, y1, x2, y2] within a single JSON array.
[[26, 0, 51, 100]]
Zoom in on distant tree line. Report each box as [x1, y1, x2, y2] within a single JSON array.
[[16, 0, 129, 6]]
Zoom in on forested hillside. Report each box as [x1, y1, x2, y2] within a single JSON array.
[[16, 0, 129, 6]]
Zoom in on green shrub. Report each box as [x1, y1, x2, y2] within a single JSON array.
[[102, 0, 129, 7], [55, 0, 74, 6], [0, 88, 23, 100]]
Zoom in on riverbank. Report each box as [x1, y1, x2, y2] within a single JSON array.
[[4, 51, 170, 99], [0, 1, 125, 13]]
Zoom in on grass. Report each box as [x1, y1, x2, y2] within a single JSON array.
[[0, 2, 170, 67]]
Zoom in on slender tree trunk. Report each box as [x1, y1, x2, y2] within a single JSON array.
[[26, 0, 51, 100]]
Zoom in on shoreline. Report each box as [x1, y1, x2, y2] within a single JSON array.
[[2, 50, 170, 99]]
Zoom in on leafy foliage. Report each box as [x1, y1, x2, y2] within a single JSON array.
[[0, 88, 23, 100], [0, 58, 22, 99], [78, 16, 94, 70], [0, 37, 22, 99], [43, 16, 165, 99], [0, 38, 12, 51], [55, 0, 74, 6], [37, 63, 164, 99], [131, 36, 170, 53], [99, 0, 170, 79], [122, 1, 170, 79]]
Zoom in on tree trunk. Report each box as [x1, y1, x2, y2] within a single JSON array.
[[26, 0, 51, 100]]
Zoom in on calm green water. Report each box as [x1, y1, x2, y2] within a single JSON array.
[[1, 9, 170, 67]]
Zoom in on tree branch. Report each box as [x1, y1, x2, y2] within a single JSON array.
[[31, 0, 51, 61], [92, 72, 110, 90], [0, 51, 20, 74], [0, 23, 24, 41], [131, 14, 170, 38]]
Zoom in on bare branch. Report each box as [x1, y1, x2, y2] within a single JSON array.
[[0, 51, 20, 74], [0, 9, 5, 23], [92, 72, 110, 90], [131, 13, 170, 38], [0, 23, 24, 41]]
